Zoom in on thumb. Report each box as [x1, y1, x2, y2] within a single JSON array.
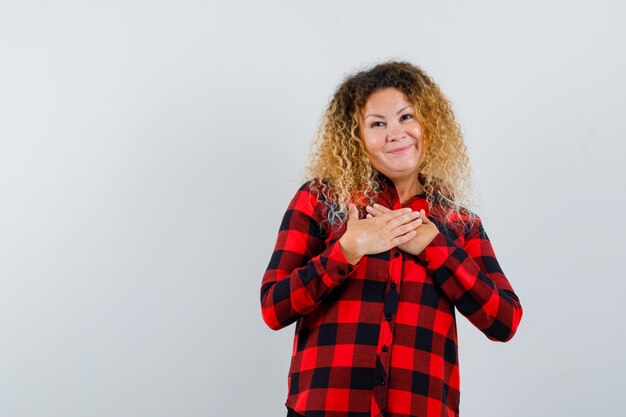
[[419, 209, 431, 223], [347, 203, 359, 221]]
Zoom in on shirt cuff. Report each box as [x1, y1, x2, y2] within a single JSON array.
[[321, 240, 359, 285], [416, 231, 458, 270]]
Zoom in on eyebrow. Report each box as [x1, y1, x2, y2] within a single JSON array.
[[364, 106, 412, 119]]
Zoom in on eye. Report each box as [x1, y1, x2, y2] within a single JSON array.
[[400, 113, 413, 121], [370, 121, 385, 128]]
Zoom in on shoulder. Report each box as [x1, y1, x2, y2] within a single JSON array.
[[296, 177, 329, 192], [431, 204, 482, 240], [279, 179, 331, 239], [286, 178, 329, 219]]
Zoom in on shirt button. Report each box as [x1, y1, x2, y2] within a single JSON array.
[[382, 345, 389, 352], [385, 315, 392, 321], [379, 379, 386, 386], [338, 268, 346, 276], [391, 283, 396, 289], [393, 251, 400, 257]]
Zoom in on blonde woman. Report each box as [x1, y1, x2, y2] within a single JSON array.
[[260, 61, 523, 417]]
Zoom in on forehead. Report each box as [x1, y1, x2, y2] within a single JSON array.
[[361, 88, 412, 115]]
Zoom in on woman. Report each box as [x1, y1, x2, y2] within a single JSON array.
[[260, 61, 523, 417]]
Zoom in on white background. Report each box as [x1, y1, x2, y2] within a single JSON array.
[[1, 1, 624, 416]]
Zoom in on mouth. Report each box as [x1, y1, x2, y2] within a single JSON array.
[[387, 144, 414, 154]]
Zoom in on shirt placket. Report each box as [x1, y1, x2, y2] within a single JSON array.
[[371, 247, 403, 417]]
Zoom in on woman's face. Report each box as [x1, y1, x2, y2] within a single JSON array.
[[359, 87, 425, 183]]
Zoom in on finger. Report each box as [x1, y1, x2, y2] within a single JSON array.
[[381, 207, 413, 222], [366, 205, 385, 216], [347, 204, 359, 221], [366, 204, 391, 213], [366, 213, 373, 219], [391, 217, 422, 235], [419, 209, 431, 224], [390, 230, 416, 246], [372, 203, 391, 212], [387, 210, 421, 229]]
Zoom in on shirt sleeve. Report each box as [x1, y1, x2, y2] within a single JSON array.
[[416, 215, 523, 342], [260, 181, 359, 331]]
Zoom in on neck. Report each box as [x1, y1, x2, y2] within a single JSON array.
[[393, 176, 423, 204]]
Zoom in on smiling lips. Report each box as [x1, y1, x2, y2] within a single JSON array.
[[387, 144, 414, 154]]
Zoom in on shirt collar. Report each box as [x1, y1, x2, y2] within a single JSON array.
[[375, 171, 428, 208]]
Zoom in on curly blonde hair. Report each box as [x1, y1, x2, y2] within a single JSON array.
[[304, 60, 478, 235]]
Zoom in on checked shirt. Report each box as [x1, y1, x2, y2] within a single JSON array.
[[260, 173, 523, 417]]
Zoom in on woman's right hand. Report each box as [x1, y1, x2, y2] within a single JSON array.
[[338, 203, 422, 265]]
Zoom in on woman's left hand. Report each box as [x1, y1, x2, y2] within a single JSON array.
[[365, 203, 440, 257]]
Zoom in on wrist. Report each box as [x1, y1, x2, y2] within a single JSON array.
[[338, 234, 363, 265]]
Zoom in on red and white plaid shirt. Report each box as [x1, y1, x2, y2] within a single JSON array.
[[260, 174, 523, 417]]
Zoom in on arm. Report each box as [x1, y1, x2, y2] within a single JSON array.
[[260, 182, 359, 331], [416, 216, 523, 342]]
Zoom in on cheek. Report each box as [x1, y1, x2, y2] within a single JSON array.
[[364, 147, 379, 166], [419, 139, 428, 160], [412, 124, 423, 139], [363, 135, 381, 155], [362, 141, 382, 166]]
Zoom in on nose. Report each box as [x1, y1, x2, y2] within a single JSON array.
[[386, 122, 405, 142]]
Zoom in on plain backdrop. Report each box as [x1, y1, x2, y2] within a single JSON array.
[[1, 1, 625, 416]]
